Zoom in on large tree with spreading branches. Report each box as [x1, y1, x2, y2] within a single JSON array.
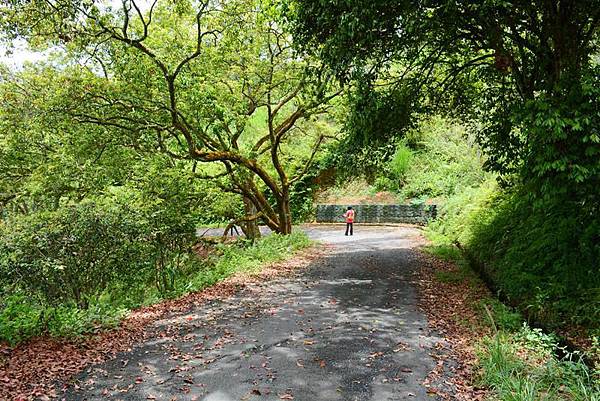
[[0, 0, 340, 236]]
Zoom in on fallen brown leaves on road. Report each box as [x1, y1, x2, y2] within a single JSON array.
[[413, 250, 491, 401], [278, 391, 294, 400], [0, 245, 328, 400]]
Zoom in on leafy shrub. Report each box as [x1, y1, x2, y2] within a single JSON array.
[[0, 292, 126, 345], [0, 293, 44, 343], [373, 176, 394, 192], [0, 190, 201, 343], [138, 202, 198, 294], [0, 219, 311, 344], [0, 202, 145, 309], [400, 116, 490, 199], [389, 142, 413, 181], [289, 166, 320, 223]]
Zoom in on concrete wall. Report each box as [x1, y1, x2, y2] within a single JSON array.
[[316, 204, 437, 225]]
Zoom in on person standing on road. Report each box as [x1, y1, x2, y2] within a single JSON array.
[[344, 206, 355, 236]]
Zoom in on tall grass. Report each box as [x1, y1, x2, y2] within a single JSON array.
[[478, 327, 599, 400]]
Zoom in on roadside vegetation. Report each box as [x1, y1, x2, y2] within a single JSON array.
[[425, 245, 599, 400], [323, 112, 600, 398], [0, 208, 311, 344], [478, 327, 599, 400]]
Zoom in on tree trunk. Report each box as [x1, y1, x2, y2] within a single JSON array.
[[277, 189, 293, 235], [241, 196, 261, 240]]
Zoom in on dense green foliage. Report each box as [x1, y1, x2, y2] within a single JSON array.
[[290, 0, 600, 240], [290, 0, 600, 193], [431, 187, 600, 329], [330, 117, 491, 203], [1, 202, 154, 308], [385, 117, 600, 332], [1, 0, 341, 235]]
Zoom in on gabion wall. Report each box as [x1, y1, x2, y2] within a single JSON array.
[[316, 204, 437, 225]]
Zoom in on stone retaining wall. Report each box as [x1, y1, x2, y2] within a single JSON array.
[[316, 204, 437, 225]]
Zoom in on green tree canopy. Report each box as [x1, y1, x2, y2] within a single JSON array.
[[289, 1, 600, 202], [0, 0, 341, 234]]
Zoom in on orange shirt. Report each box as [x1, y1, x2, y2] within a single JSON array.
[[344, 210, 355, 223]]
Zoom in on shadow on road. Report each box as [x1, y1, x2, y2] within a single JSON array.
[[65, 226, 445, 401]]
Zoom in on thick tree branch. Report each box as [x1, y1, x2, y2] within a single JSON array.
[[193, 150, 283, 200]]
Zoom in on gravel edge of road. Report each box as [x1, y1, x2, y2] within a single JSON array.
[[412, 248, 491, 401]]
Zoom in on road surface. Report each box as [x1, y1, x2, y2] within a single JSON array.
[[64, 225, 448, 401]]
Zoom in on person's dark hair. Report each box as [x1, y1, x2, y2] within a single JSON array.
[[347, 206, 352, 210]]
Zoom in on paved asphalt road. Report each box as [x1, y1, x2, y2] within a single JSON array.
[[64, 225, 447, 401]]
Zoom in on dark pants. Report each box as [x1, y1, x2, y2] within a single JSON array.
[[345, 222, 353, 236]]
